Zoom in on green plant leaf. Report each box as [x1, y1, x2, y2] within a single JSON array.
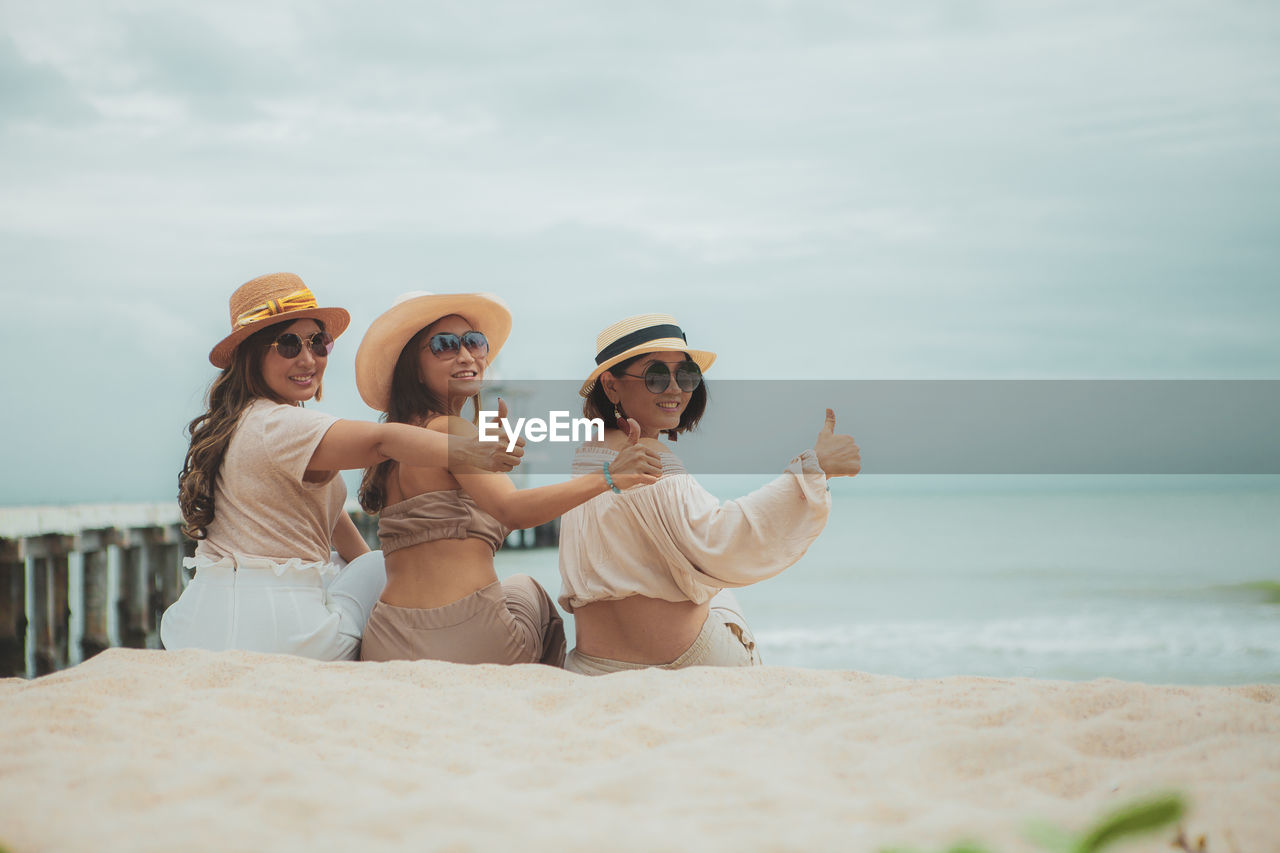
[[1074, 793, 1186, 853], [1022, 819, 1075, 853]]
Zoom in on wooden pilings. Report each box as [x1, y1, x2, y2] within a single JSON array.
[[118, 525, 189, 652], [508, 518, 560, 549], [0, 539, 27, 678], [75, 528, 116, 662], [0, 520, 191, 679], [23, 534, 75, 676]]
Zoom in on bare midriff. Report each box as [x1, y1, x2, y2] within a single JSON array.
[[572, 596, 710, 665], [381, 537, 498, 609]]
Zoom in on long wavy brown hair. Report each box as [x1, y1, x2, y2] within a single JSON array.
[[358, 325, 481, 513], [178, 321, 326, 539]]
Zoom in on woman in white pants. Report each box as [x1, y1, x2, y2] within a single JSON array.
[[160, 272, 523, 660]]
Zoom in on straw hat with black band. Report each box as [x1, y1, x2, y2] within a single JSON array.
[[209, 272, 351, 369], [355, 291, 513, 412], [580, 313, 716, 398]]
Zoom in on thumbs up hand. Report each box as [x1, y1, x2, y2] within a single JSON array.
[[453, 397, 524, 474], [494, 395, 525, 456], [814, 408, 861, 478], [609, 418, 661, 489]]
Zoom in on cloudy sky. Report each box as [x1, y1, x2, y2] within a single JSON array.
[[1, 0, 1277, 505]]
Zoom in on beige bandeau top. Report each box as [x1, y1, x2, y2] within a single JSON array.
[[378, 489, 510, 555]]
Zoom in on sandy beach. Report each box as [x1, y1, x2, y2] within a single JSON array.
[[0, 649, 1276, 853]]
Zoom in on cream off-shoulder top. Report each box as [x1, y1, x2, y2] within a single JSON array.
[[557, 444, 832, 613]]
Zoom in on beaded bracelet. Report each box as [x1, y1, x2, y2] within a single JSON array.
[[602, 461, 622, 494]]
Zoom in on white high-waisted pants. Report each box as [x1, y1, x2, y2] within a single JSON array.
[[160, 551, 386, 661]]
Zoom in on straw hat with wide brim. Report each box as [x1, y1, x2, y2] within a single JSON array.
[[580, 313, 716, 397], [355, 291, 513, 411], [209, 272, 351, 368]]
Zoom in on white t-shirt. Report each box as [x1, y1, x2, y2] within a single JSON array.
[[195, 398, 345, 564]]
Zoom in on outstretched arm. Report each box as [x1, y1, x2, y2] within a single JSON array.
[[307, 418, 525, 476], [628, 410, 849, 591], [452, 415, 661, 530], [680, 408, 856, 585]]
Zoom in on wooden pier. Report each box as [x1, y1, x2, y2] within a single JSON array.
[[0, 503, 557, 679]]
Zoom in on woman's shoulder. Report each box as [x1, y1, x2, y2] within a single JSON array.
[[581, 432, 678, 456], [236, 397, 291, 433], [575, 441, 615, 457], [421, 414, 477, 437], [242, 397, 281, 416], [237, 399, 340, 463], [246, 397, 333, 426], [573, 437, 690, 485]]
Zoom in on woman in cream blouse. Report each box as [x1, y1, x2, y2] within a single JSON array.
[[557, 314, 862, 674]]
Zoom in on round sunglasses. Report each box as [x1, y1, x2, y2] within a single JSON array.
[[426, 330, 489, 359], [619, 360, 702, 394], [270, 331, 334, 359]]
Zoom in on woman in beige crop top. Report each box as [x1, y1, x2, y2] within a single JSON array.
[[353, 292, 662, 667], [162, 273, 527, 662], [557, 314, 863, 674]]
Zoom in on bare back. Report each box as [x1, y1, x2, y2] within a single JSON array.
[[380, 419, 499, 608], [572, 596, 709, 665]]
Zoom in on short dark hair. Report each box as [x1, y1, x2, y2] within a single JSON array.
[[582, 353, 707, 441]]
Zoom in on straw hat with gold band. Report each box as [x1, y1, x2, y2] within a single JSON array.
[[355, 291, 513, 412], [209, 272, 351, 369], [580, 313, 716, 398]]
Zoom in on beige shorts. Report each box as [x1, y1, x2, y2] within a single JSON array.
[[360, 575, 566, 667], [565, 591, 762, 675]]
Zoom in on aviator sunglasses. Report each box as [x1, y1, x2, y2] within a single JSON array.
[[620, 360, 703, 394], [426, 330, 490, 359], [270, 330, 334, 359]]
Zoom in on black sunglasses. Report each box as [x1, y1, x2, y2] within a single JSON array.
[[426, 330, 489, 359], [270, 331, 334, 359], [620, 360, 702, 394]]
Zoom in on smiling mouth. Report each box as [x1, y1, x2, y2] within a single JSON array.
[[452, 370, 479, 379], [656, 401, 681, 410], [290, 374, 314, 384]]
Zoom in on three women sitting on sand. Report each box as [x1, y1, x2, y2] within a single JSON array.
[[165, 272, 859, 670]]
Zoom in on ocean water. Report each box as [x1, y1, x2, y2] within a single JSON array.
[[495, 475, 1280, 685]]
